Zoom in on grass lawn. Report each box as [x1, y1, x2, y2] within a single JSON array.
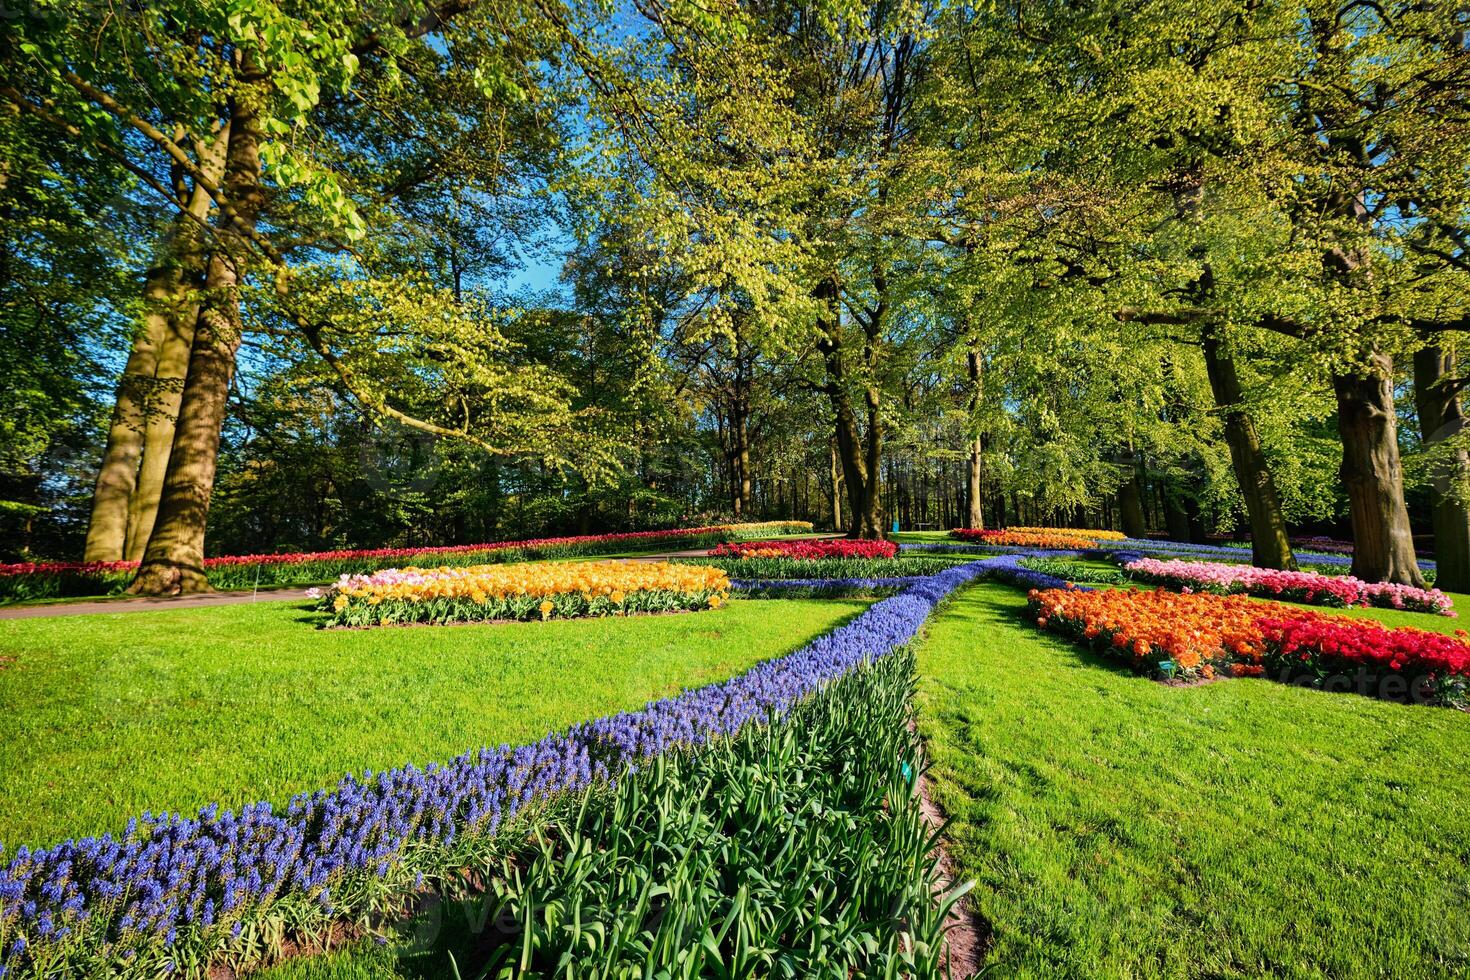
[[918, 581, 1470, 979], [0, 596, 867, 847]]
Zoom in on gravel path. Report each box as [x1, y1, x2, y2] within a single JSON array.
[[0, 586, 318, 620]]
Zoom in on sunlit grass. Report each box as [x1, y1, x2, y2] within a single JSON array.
[[918, 581, 1470, 978], [0, 596, 867, 846]]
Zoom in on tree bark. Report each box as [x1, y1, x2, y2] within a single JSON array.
[[124, 271, 199, 561], [734, 395, 751, 518], [1201, 327, 1298, 570], [84, 313, 165, 562], [1163, 484, 1192, 542], [130, 76, 264, 595], [816, 277, 883, 538], [1116, 461, 1148, 539], [1333, 348, 1424, 586], [828, 438, 842, 531], [965, 347, 984, 529], [85, 123, 228, 562], [1412, 345, 1470, 591], [860, 380, 883, 537], [124, 128, 229, 560]]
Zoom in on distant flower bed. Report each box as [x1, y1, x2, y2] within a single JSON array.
[[1291, 535, 1355, 554], [1207, 533, 1356, 554], [689, 555, 959, 580], [950, 528, 1098, 549], [311, 560, 730, 627], [1027, 586, 1470, 707], [1010, 526, 1127, 542], [708, 538, 897, 560], [1124, 557, 1454, 616], [0, 522, 811, 602]]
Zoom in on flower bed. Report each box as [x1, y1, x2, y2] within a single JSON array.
[[310, 561, 730, 627], [707, 538, 898, 559], [731, 575, 921, 598], [1124, 557, 1454, 616], [0, 522, 812, 602], [689, 555, 959, 581], [1010, 526, 1127, 542], [1019, 556, 1129, 585], [1027, 586, 1470, 706], [1208, 533, 1357, 554], [1106, 537, 1423, 573], [951, 528, 1099, 549], [0, 560, 989, 977], [977, 553, 1091, 592], [1255, 613, 1470, 706], [485, 649, 957, 976], [1029, 587, 1267, 679]]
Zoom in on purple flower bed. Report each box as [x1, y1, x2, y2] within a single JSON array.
[[0, 561, 997, 972], [1111, 538, 1438, 571], [902, 537, 1438, 572]]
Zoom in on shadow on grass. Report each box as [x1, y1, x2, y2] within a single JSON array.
[[954, 582, 1167, 689]]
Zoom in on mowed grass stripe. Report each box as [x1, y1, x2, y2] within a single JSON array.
[[0, 597, 868, 847]]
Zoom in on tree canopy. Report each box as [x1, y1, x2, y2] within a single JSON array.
[[1, 0, 1467, 588]]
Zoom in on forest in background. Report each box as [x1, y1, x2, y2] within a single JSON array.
[[1, 0, 1467, 591]]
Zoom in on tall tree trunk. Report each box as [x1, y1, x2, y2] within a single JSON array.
[[1412, 345, 1470, 591], [735, 399, 752, 517], [860, 381, 883, 537], [728, 399, 745, 518], [124, 294, 197, 561], [1333, 349, 1424, 586], [966, 347, 984, 529], [125, 125, 230, 561], [1201, 327, 1298, 570], [130, 78, 263, 595], [85, 125, 227, 562], [1163, 483, 1192, 542], [829, 438, 842, 531], [84, 313, 165, 562], [1116, 464, 1148, 539], [816, 277, 882, 538], [854, 268, 887, 539], [1161, 169, 1295, 567], [1287, 34, 1418, 585]]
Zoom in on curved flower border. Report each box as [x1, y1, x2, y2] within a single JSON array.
[[0, 557, 1025, 973]]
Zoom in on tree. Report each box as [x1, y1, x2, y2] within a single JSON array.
[[6, 0, 601, 591]]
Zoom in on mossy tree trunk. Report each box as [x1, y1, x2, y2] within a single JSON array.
[[85, 123, 228, 563], [129, 76, 263, 596]]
